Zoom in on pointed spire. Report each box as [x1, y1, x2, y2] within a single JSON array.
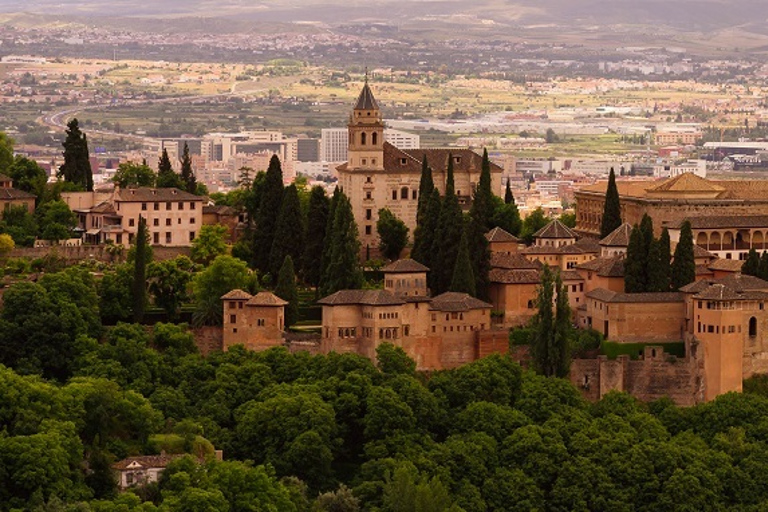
[[354, 72, 379, 111]]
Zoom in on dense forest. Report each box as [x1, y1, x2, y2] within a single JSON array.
[[5, 264, 768, 510]]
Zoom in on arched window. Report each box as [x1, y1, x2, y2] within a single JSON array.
[[401, 187, 409, 199], [372, 132, 378, 145], [750, 317, 758, 337], [361, 132, 367, 145]]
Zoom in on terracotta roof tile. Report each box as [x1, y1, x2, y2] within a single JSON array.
[[115, 187, 203, 203], [692, 245, 715, 259], [0, 188, 35, 200], [599, 223, 633, 247], [0, 173, 12, 182], [561, 270, 584, 281], [576, 255, 625, 277], [221, 289, 253, 300], [111, 454, 182, 470], [381, 258, 430, 273], [485, 227, 520, 243], [645, 172, 725, 194], [533, 219, 578, 239], [429, 292, 492, 311], [708, 259, 745, 272], [586, 289, 685, 303], [490, 253, 541, 270], [247, 291, 288, 307], [318, 289, 405, 306], [489, 268, 541, 284], [681, 273, 768, 294]]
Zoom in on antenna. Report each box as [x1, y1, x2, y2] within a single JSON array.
[[364, 66, 369, 83]]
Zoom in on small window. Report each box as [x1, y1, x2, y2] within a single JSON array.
[[412, 190, 417, 200], [229, 301, 236, 309], [153, 218, 159, 226], [392, 190, 397, 200], [230, 314, 236, 324], [129, 218, 135, 227], [190, 217, 196, 224], [366, 191, 372, 200], [400, 158, 407, 165], [166, 202, 172, 210], [362, 158, 367, 166], [366, 209, 372, 220], [165, 232, 172, 244], [141, 202, 147, 211], [178, 218, 182, 225], [401, 187, 408, 199], [166, 218, 172, 226], [179, 202, 184, 210], [190, 202, 196, 210], [365, 225, 372, 235], [153, 232, 159, 244], [153, 202, 159, 211], [190, 231, 196, 241], [372, 132, 378, 145]]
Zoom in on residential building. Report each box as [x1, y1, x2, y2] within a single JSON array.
[[0, 173, 35, 213]]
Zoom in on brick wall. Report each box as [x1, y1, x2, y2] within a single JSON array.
[[191, 326, 223, 356]]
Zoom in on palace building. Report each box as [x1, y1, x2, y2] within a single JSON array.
[[336, 80, 504, 258]]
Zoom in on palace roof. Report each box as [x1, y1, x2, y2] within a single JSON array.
[[708, 259, 745, 273], [680, 273, 768, 294], [578, 173, 768, 201], [429, 292, 492, 312], [246, 292, 288, 307], [0, 173, 12, 183], [381, 258, 430, 273], [485, 227, 520, 243], [533, 219, 578, 239], [599, 223, 633, 247], [489, 268, 541, 284], [490, 253, 541, 270], [585, 289, 685, 303], [669, 215, 768, 230], [115, 187, 203, 202], [221, 289, 253, 300], [318, 289, 405, 306], [576, 255, 626, 277]]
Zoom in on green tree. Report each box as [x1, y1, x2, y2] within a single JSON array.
[[37, 199, 76, 242], [253, 155, 284, 273], [671, 220, 696, 290], [504, 180, 514, 205], [467, 149, 494, 298], [382, 464, 462, 512], [98, 263, 133, 323], [416, 155, 434, 226], [321, 191, 363, 296], [432, 155, 464, 294], [646, 239, 668, 292], [559, 212, 576, 228], [758, 252, 768, 282], [132, 215, 149, 322], [530, 266, 571, 378], [7, 156, 47, 201], [191, 224, 229, 266], [411, 188, 441, 268], [624, 225, 646, 293], [303, 186, 330, 290], [0, 131, 13, 174], [112, 162, 156, 188], [545, 128, 559, 143], [314, 484, 360, 512], [269, 183, 304, 278], [743, 248, 760, 277], [490, 195, 522, 237], [275, 255, 299, 328], [377, 208, 409, 261], [156, 148, 183, 189], [148, 256, 194, 321], [0, 232, 14, 258], [0, 204, 38, 246], [600, 168, 622, 238], [450, 223, 476, 296], [520, 207, 549, 244], [376, 343, 417, 376], [180, 143, 198, 194], [658, 228, 672, 291], [320, 187, 341, 289], [193, 255, 250, 326], [58, 118, 93, 191]]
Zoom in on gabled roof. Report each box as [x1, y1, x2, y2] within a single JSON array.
[[561, 237, 601, 254], [485, 227, 520, 243], [0, 187, 35, 200], [111, 454, 182, 471], [533, 219, 578, 239], [599, 223, 633, 247], [692, 245, 715, 259], [354, 82, 379, 111], [115, 187, 203, 202], [318, 289, 405, 306], [429, 292, 492, 312], [576, 255, 625, 277], [645, 172, 725, 195], [708, 259, 745, 272], [247, 292, 288, 307], [585, 289, 684, 303], [381, 258, 429, 273], [490, 253, 541, 270], [221, 289, 253, 300]]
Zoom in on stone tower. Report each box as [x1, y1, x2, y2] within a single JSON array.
[[346, 75, 385, 171]]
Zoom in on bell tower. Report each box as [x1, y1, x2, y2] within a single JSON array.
[[347, 72, 385, 171]]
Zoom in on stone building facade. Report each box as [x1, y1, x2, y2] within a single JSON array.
[[220, 290, 287, 352], [0, 172, 35, 213]]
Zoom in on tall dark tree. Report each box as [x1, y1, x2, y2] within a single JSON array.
[[132, 216, 149, 322], [416, 155, 433, 225], [671, 220, 696, 290], [275, 255, 299, 328], [530, 266, 571, 378], [759, 252, 768, 282], [253, 155, 284, 275], [504, 179, 514, 205], [321, 191, 364, 296], [466, 149, 495, 299], [658, 228, 672, 291], [156, 148, 183, 189], [269, 184, 304, 278], [432, 155, 464, 294], [473, 148, 495, 229], [743, 248, 760, 277], [412, 189, 441, 268], [624, 225, 646, 293], [450, 223, 476, 297], [646, 239, 667, 292], [320, 187, 341, 288], [377, 208, 409, 261], [303, 186, 330, 290], [58, 118, 93, 191], [179, 143, 197, 194], [600, 168, 621, 238]]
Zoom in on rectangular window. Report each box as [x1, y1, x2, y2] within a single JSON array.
[[366, 191, 372, 200], [178, 218, 182, 225], [153, 218, 159, 226], [153, 202, 159, 210], [129, 218, 135, 227], [141, 202, 147, 211], [190, 202, 196, 210], [190, 231, 196, 242], [230, 314, 236, 324], [179, 202, 184, 210], [392, 190, 397, 200], [153, 232, 159, 244], [366, 209, 372, 220], [166, 218, 172, 226], [165, 232, 172, 244], [365, 225, 372, 235], [166, 202, 172, 210], [190, 217, 196, 224]]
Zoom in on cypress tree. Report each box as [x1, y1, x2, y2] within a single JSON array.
[[269, 184, 305, 278], [156, 148, 183, 189], [416, 155, 433, 225], [658, 228, 672, 291], [504, 179, 514, 205], [474, 148, 495, 229], [412, 188, 441, 268], [467, 148, 494, 299], [600, 167, 622, 238], [275, 255, 299, 328], [132, 216, 148, 322], [320, 187, 341, 287], [432, 154, 464, 295], [639, 214, 655, 283], [624, 225, 645, 293], [530, 266, 571, 378], [450, 223, 476, 296], [59, 118, 93, 191], [303, 186, 330, 290], [321, 191, 364, 296], [743, 248, 760, 277], [759, 252, 768, 282], [253, 155, 284, 274], [646, 239, 667, 292], [179, 143, 197, 194], [671, 220, 696, 290]]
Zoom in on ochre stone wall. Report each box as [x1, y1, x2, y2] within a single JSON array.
[[191, 326, 223, 356], [9, 245, 190, 263]]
